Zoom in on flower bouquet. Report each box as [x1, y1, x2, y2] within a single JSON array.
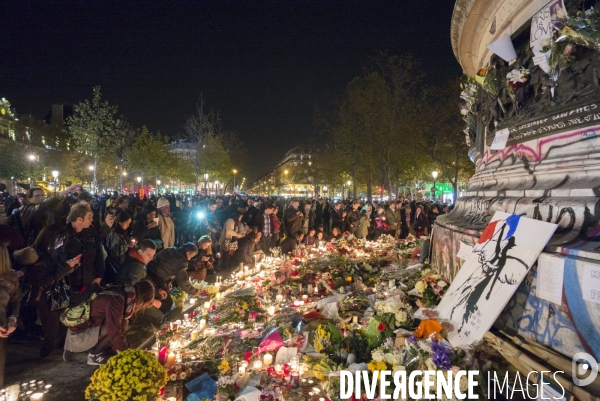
[[170, 287, 188, 309], [216, 375, 235, 401], [413, 270, 450, 308], [85, 349, 168, 401], [506, 67, 530, 91], [475, 65, 506, 113]]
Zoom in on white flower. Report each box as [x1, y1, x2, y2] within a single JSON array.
[[384, 353, 401, 366], [372, 349, 385, 362], [395, 310, 407, 323], [540, 38, 551, 48], [170, 374, 177, 381], [437, 281, 447, 288]]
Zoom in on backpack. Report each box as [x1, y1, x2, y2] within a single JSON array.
[[60, 290, 123, 327]]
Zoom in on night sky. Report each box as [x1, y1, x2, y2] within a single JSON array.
[[2, 1, 461, 181]]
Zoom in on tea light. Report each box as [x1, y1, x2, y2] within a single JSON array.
[[216, 293, 222, 300], [275, 363, 283, 374], [314, 286, 319, 294], [268, 306, 275, 316], [189, 298, 196, 305], [44, 385, 52, 391], [263, 353, 273, 366], [30, 394, 44, 401], [239, 365, 246, 376], [183, 313, 189, 320], [199, 318, 207, 327], [253, 359, 263, 371], [203, 301, 211, 309], [190, 330, 199, 341], [275, 294, 283, 303], [302, 294, 308, 301]]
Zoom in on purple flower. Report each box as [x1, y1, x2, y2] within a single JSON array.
[[431, 340, 452, 370], [406, 335, 417, 344]]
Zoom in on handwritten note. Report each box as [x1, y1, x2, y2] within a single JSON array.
[[533, 54, 548, 66], [456, 242, 474, 260], [490, 128, 510, 150], [537, 254, 564, 304], [583, 263, 600, 304], [530, 0, 566, 53]]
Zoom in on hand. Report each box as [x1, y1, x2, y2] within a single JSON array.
[[236, 233, 244, 238], [158, 289, 168, 299], [152, 299, 162, 308], [128, 239, 136, 248], [0, 327, 8, 339], [147, 221, 158, 229], [91, 278, 102, 286], [6, 320, 16, 335], [105, 213, 115, 228], [66, 258, 81, 269]]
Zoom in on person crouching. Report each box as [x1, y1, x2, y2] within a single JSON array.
[[63, 280, 155, 365]]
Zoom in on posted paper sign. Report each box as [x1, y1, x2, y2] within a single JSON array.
[[437, 212, 557, 347], [490, 128, 510, 150], [537, 253, 564, 305], [583, 263, 600, 304], [530, 0, 567, 54], [456, 242, 474, 260]]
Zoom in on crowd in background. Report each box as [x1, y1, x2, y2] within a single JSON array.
[[0, 182, 453, 383]]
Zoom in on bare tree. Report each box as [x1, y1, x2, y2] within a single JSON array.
[[184, 95, 222, 191]]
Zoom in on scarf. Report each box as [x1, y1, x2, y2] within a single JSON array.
[[123, 286, 137, 320]]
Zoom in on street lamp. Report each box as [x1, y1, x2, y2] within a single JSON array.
[[52, 170, 59, 194], [137, 176, 141, 183], [203, 173, 209, 196], [232, 169, 238, 192], [28, 154, 36, 161], [431, 171, 438, 201], [215, 180, 219, 196], [157, 179, 161, 194]]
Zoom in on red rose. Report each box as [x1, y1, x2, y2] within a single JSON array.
[[377, 322, 387, 332]]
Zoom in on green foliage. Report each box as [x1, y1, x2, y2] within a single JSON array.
[[65, 86, 119, 161]]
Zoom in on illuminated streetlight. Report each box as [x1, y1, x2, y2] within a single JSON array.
[[232, 169, 238, 191], [88, 165, 94, 171], [28, 154, 36, 161], [52, 170, 59, 179], [431, 171, 438, 201], [137, 176, 141, 183], [157, 180, 161, 185]]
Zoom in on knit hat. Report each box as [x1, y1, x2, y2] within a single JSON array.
[[157, 197, 170, 209]]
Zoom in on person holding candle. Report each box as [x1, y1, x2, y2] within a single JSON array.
[[147, 243, 200, 315], [230, 232, 260, 269], [0, 243, 21, 387], [63, 280, 156, 365], [302, 228, 317, 247], [187, 236, 214, 281]]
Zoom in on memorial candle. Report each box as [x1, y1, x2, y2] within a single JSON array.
[[204, 301, 211, 309], [302, 294, 308, 301], [263, 353, 273, 366], [167, 352, 176, 367], [189, 298, 196, 305]]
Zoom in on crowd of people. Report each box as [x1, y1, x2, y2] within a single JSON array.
[[0, 184, 453, 385]]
